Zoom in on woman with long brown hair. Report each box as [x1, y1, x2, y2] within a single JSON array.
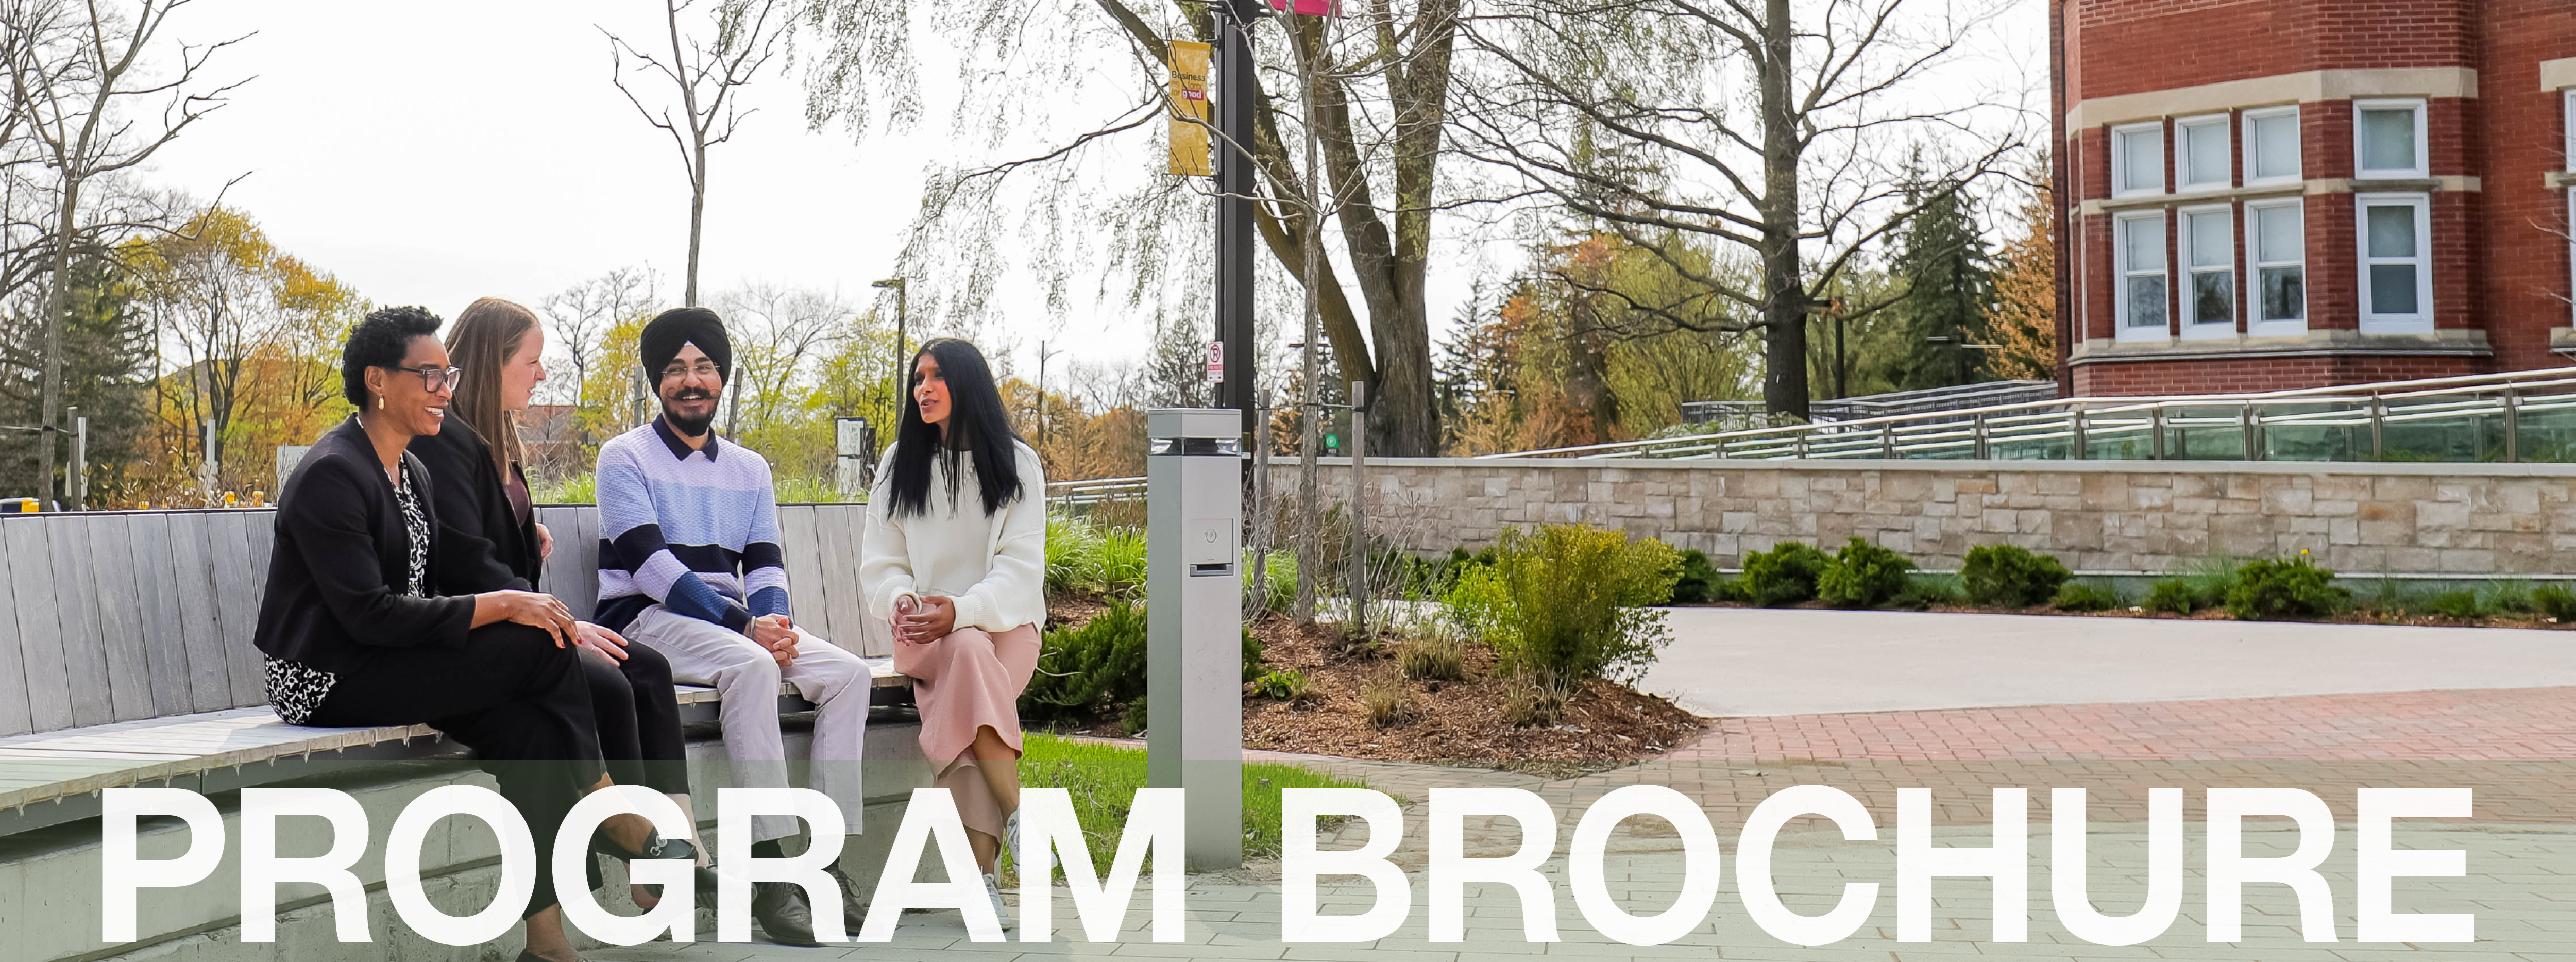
[[410, 297, 718, 915]]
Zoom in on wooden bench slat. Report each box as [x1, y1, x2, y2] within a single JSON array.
[[213, 511, 269, 707], [817, 503, 872, 656], [41, 516, 114, 728], [776, 504, 824, 640], [7, 519, 72, 732], [89, 512, 159, 721], [165, 513, 236, 712], [0, 523, 32, 736], [122, 512, 196, 717]]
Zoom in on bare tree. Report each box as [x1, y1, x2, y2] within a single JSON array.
[[1453, 0, 2022, 417], [804, 0, 1477, 457], [4, 0, 243, 502], [538, 264, 660, 408], [712, 281, 849, 434], [604, 0, 788, 308]]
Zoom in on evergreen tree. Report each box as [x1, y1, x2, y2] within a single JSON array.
[[0, 256, 151, 505], [1872, 180, 1995, 392]]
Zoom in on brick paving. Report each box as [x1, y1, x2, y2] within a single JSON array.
[[598, 685, 2576, 962], [1666, 686, 2576, 763]]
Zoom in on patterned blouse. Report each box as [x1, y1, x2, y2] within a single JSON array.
[[266, 459, 431, 724]]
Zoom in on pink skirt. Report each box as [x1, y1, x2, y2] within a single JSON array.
[[894, 623, 1041, 837]]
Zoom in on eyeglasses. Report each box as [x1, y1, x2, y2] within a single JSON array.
[[662, 362, 721, 382], [385, 365, 463, 392]]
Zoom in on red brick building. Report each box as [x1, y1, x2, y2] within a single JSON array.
[[2051, 1, 2576, 396]]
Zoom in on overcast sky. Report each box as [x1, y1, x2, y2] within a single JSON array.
[[141, 1, 2042, 384]]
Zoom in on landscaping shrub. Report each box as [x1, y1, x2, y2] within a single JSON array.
[[1439, 560, 1512, 641], [1095, 524, 1147, 594], [1019, 599, 1147, 720], [1455, 525, 1679, 697], [1739, 541, 1831, 607], [1960, 544, 2072, 607], [2171, 555, 2245, 610], [1250, 669, 1312, 702], [1243, 626, 1265, 682], [2143, 579, 2199, 614], [2050, 582, 2123, 612], [1396, 634, 1465, 681], [1891, 574, 1960, 610], [1361, 674, 1418, 728], [1120, 696, 1146, 735], [1244, 550, 1297, 614], [1670, 549, 1723, 604], [2535, 584, 2576, 622], [2225, 554, 2348, 621], [1044, 514, 1104, 597], [2426, 590, 2483, 620], [1816, 538, 1914, 609], [2481, 581, 2537, 616], [1502, 682, 1568, 728]]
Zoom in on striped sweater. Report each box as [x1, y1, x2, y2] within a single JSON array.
[[592, 417, 789, 634]]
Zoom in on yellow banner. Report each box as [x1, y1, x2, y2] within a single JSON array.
[[1167, 40, 1212, 177]]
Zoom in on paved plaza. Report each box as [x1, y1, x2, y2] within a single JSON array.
[[593, 611, 2576, 962], [1641, 607, 2576, 717]]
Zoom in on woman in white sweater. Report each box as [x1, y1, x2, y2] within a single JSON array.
[[859, 337, 1047, 923]]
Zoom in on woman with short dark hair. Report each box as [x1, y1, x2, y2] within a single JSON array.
[[411, 296, 710, 912], [256, 305, 689, 962], [858, 336, 1047, 927]]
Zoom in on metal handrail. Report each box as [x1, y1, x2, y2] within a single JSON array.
[[1048, 475, 1147, 506], [1486, 366, 2576, 463]]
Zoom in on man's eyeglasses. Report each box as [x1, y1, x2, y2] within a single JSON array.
[[662, 362, 721, 382], [385, 365, 463, 392]]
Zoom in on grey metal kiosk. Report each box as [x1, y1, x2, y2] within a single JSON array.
[[1144, 408, 1245, 871]]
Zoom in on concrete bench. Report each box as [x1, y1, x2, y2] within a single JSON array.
[[0, 503, 906, 836]]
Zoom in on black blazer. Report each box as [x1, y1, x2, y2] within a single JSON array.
[[408, 416, 542, 594], [253, 417, 476, 675]]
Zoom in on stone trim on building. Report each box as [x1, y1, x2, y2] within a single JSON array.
[[2064, 67, 2480, 133]]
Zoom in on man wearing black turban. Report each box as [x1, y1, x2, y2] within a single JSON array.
[[597, 305, 879, 943], [639, 307, 733, 437]]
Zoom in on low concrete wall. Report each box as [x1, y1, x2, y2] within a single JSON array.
[[1275, 458, 2576, 575], [13, 721, 930, 961]]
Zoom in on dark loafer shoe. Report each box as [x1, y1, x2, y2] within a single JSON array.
[[752, 879, 821, 947]]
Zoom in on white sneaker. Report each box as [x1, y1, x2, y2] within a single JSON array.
[[981, 871, 1015, 931], [1003, 811, 1022, 870]]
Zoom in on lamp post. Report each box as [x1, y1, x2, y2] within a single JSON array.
[[872, 277, 908, 406]]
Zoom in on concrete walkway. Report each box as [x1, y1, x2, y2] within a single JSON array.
[[1640, 606, 2576, 717]]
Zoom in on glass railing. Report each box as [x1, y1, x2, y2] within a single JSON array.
[[1485, 368, 2576, 463]]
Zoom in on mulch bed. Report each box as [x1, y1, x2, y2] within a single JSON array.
[[1032, 597, 1706, 773], [1239, 616, 1704, 774]]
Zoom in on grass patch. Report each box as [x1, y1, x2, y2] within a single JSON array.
[[1016, 732, 1372, 869]]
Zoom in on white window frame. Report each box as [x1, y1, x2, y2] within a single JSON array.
[[2565, 90, 2573, 329], [2111, 121, 2165, 197], [2352, 98, 2429, 180], [2355, 192, 2433, 333], [2241, 105, 2302, 187], [2245, 197, 2307, 336], [2178, 204, 2236, 337], [2114, 210, 2171, 341], [2176, 114, 2232, 192]]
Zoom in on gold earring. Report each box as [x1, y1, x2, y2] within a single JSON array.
[[377, 394, 385, 410]]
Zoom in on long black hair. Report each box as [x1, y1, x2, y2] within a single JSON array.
[[887, 337, 1024, 517]]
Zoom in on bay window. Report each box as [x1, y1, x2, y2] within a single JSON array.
[[2246, 199, 2305, 334], [2356, 193, 2432, 332], [2115, 211, 2170, 339], [2181, 205, 2235, 334]]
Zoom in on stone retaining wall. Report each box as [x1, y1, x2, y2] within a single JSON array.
[[1270, 458, 2576, 575]]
